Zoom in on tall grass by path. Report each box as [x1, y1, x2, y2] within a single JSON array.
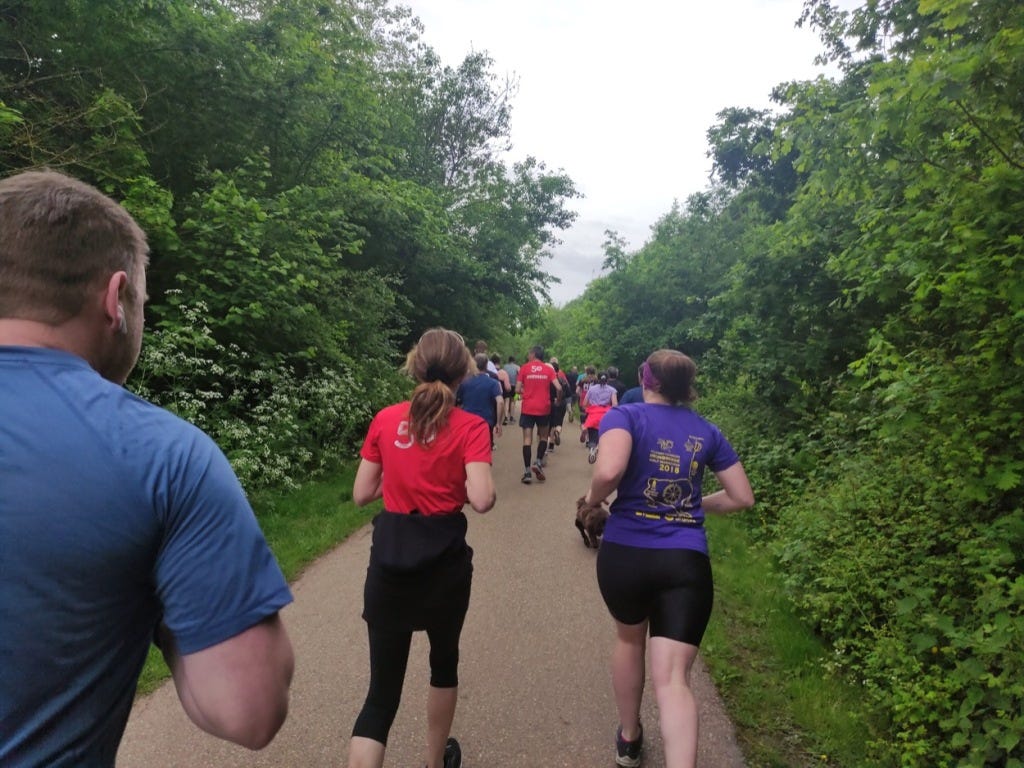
[[701, 515, 889, 767], [136, 462, 377, 695]]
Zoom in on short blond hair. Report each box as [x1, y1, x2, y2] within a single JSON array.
[[0, 170, 148, 323]]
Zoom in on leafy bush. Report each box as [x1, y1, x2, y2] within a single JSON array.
[[132, 298, 406, 489], [699, 378, 823, 538], [776, 447, 1024, 767]]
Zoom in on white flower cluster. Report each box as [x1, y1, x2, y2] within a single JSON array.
[[131, 297, 399, 490]]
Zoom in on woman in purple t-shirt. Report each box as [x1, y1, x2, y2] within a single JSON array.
[[581, 349, 754, 768]]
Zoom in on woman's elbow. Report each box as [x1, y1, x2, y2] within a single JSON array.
[[469, 489, 496, 514], [351, 477, 380, 507]]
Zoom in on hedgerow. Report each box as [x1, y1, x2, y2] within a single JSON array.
[[775, 443, 1023, 766], [132, 299, 407, 490]]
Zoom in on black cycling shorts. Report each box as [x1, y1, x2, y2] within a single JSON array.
[[596, 540, 713, 646], [518, 413, 549, 429]]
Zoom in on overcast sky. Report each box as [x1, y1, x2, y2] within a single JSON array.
[[400, 0, 848, 305]]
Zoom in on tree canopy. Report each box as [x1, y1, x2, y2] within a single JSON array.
[[1, 0, 579, 484]]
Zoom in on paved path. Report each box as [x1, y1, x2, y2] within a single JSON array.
[[119, 423, 746, 767]]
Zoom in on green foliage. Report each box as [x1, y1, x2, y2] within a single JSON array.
[[2, 0, 579, 500], [554, 1, 1024, 763], [0, 101, 21, 126], [776, 447, 1024, 766], [131, 298, 406, 490], [407, 50, 516, 189], [450, 156, 580, 333], [544, 189, 744, 375], [164, 155, 403, 374], [703, 514, 886, 767]]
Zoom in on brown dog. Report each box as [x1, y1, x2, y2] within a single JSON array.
[[575, 496, 609, 549]]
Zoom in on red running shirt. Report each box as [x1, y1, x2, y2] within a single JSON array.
[[360, 402, 492, 515], [517, 361, 558, 416]]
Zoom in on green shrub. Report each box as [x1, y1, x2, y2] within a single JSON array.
[[776, 448, 1024, 766], [132, 297, 406, 489]]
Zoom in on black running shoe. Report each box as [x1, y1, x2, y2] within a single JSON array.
[[532, 461, 546, 482], [615, 724, 643, 767], [443, 737, 462, 768], [521, 470, 532, 484]]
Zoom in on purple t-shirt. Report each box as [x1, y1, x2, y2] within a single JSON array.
[[598, 403, 740, 553]]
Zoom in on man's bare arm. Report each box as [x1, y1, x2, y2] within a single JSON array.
[[160, 613, 294, 750]]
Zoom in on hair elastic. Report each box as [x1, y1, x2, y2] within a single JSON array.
[[641, 361, 661, 391], [425, 362, 445, 382]]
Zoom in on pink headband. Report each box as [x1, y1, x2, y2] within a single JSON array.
[[641, 361, 660, 391]]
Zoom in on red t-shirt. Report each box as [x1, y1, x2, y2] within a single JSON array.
[[360, 402, 492, 515], [517, 361, 558, 416]]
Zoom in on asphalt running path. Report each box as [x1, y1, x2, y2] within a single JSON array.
[[119, 421, 746, 767]]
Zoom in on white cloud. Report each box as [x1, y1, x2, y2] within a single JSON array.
[[401, 0, 846, 304]]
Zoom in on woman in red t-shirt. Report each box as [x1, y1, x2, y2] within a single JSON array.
[[347, 328, 496, 768]]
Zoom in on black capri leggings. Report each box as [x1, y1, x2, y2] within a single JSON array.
[[596, 540, 714, 647], [549, 401, 568, 429], [353, 512, 473, 743], [351, 614, 466, 744]]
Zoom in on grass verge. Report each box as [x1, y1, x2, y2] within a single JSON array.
[[136, 462, 376, 695], [701, 515, 887, 767]]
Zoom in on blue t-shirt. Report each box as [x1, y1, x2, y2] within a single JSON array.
[[457, 373, 501, 427], [0, 347, 293, 767], [619, 386, 643, 404], [598, 402, 740, 554]]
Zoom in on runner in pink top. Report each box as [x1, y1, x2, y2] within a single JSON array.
[[582, 372, 617, 463]]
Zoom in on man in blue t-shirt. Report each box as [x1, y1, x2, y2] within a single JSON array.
[[0, 171, 295, 767], [457, 353, 504, 447], [619, 386, 643, 404], [618, 364, 644, 404]]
